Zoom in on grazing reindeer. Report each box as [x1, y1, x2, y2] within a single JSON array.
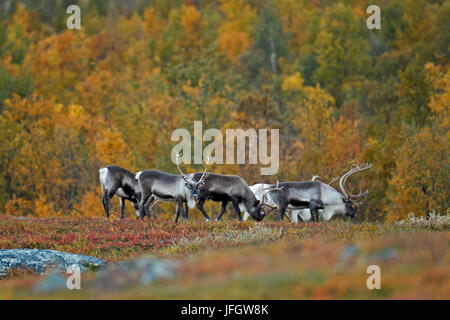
[[135, 155, 209, 222], [99, 166, 142, 220], [244, 183, 311, 222], [262, 163, 372, 222], [189, 173, 265, 222], [245, 175, 339, 222]]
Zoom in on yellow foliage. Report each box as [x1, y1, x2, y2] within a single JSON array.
[[95, 128, 132, 168], [282, 72, 304, 91], [426, 63, 450, 134], [387, 127, 449, 221], [74, 188, 105, 217], [217, 0, 256, 64], [28, 31, 89, 102], [5, 196, 33, 217], [217, 31, 252, 64], [35, 195, 56, 217], [291, 84, 362, 179], [144, 7, 164, 36]]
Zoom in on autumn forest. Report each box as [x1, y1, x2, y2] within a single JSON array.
[[0, 0, 448, 222]]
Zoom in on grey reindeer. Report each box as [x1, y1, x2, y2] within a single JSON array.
[[185, 171, 265, 222], [135, 155, 209, 223], [99, 165, 144, 220], [261, 163, 372, 222], [245, 175, 340, 222]]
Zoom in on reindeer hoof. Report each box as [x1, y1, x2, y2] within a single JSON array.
[[205, 218, 211, 222]]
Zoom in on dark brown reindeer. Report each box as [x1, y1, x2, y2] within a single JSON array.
[[261, 163, 372, 222]]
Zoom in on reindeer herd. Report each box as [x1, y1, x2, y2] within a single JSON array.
[[99, 154, 372, 223]]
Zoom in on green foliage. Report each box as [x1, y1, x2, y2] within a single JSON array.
[[0, 65, 33, 108]]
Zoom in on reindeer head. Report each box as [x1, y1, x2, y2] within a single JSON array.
[[338, 163, 372, 218], [176, 153, 210, 199], [259, 181, 284, 218]]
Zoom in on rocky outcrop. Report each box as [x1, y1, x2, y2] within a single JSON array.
[[0, 249, 106, 276]]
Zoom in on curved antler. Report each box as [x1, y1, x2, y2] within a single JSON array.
[[176, 152, 195, 184], [349, 188, 369, 200], [197, 156, 210, 185], [312, 174, 339, 186], [260, 181, 283, 213], [328, 176, 339, 186], [340, 163, 372, 199]]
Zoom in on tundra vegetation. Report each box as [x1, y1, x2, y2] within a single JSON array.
[[0, 215, 448, 298], [0, 0, 448, 299]]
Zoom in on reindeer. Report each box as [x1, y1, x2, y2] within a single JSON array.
[[99, 165, 143, 220], [243, 183, 310, 222], [261, 164, 372, 222], [245, 175, 339, 222], [135, 155, 210, 223], [186, 172, 265, 222]]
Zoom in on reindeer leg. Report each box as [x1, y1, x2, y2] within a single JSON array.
[[286, 209, 298, 223], [309, 200, 320, 222], [197, 198, 212, 221], [175, 201, 182, 223], [177, 198, 187, 221], [143, 195, 154, 219], [119, 197, 125, 220], [139, 193, 152, 219], [215, 201, 228, 221], [102, 194, 109, 219], [231, 199, 243, 221], [102, 189, 115, 220], [184, 202, 189, 220], [275, 199, 288, 221], [276, 205, 287, 221]]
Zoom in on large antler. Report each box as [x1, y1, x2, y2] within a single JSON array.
[[197, 156, 210, 185], [260, 181, 283, 213], [311, 174, 339, 187], [176, 152, 195, 184], [339, 163, 372, 199], [328, 176, 340, 186]]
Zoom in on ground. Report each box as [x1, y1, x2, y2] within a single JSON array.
[[0, 215, 448, 299]]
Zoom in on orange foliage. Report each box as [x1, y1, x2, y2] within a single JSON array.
[[217, 0, 255, 64], [181, 5, 201, 34], [95, 128, 132, 169], [0, 2, 447, 221]]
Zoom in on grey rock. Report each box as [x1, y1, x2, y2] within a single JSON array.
[[92, 257, 178, 290], [0, 249, 106, 276]]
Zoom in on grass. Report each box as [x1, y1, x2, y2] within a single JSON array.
[[0, 214, 449, 299]]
